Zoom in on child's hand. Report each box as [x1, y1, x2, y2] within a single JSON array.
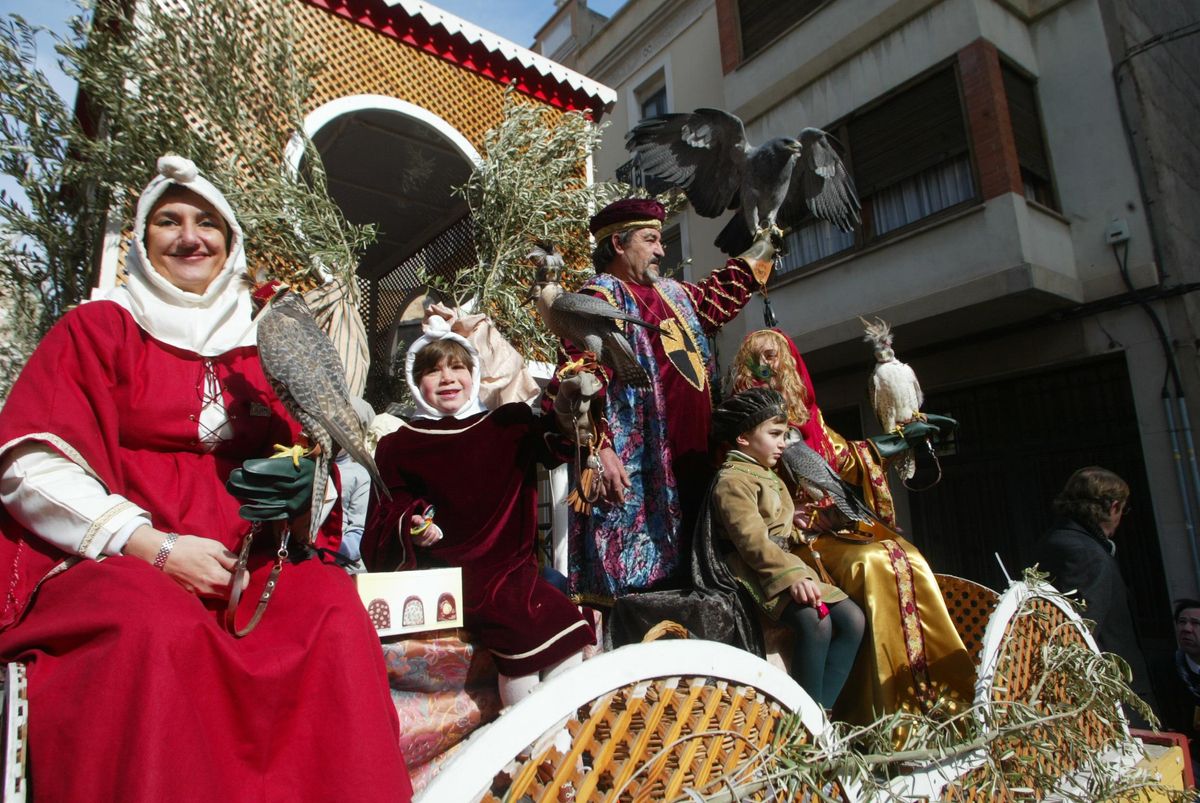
[[789, 578, 823, 607], [407, 507, 442, 547]]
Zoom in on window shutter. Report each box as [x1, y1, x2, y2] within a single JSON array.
[[1001, 65, 1051, 182], [847, 68, 968, 197], [737, 0, 827, 60]]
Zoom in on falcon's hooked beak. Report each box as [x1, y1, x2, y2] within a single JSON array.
[[249, 281, 291, 323], [523, 281, 541, 307], [787, 140, 804, 154]]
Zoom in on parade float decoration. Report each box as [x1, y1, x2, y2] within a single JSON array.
[[414, 572, 1186, 802], [0, 2, 1190, 801]]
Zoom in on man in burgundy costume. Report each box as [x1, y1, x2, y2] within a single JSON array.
[[542, 198, 771, 604]]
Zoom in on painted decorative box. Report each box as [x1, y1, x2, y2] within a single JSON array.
[[356, 567, 463, 637]]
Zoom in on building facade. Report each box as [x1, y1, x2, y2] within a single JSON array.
[[535, 0, 1200, 685]]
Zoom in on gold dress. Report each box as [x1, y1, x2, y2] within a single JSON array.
[[797, 419, 975, 724]]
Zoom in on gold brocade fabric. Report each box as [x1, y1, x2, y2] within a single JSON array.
[[797, 428, 975, 724], [806, 532, 975, 724]]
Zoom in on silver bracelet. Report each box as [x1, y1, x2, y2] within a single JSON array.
[[152, 533, 179, 570]]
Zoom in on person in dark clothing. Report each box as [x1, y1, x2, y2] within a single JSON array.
[[1034, 466, 1159, 728], [1161, 599, 1200, 762]]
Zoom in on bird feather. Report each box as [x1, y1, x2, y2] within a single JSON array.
[[257, 288, 388, 542], [628, 111, 860, 255]]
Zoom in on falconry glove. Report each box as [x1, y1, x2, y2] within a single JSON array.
[[737, 230, 780, 286], [867, 414, 957, 459], [554, 370, 602, 444], [227, 456, 316, 521]]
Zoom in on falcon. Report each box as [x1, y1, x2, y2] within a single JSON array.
[[778, 438, 881, 526], [256, 285, 387, 542], [625, 108, 860, 255], [863, 316, 924, 480], [527, 243, 662, 388]]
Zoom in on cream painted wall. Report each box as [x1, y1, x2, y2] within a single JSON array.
[[575, 0, 731, 280], [1029, 0, 1156, 282]]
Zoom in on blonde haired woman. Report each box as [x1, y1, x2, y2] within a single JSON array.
[[729, 329, 974, 724]]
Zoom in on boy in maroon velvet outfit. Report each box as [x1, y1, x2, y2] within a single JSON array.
[[365, 319, 595, 705]]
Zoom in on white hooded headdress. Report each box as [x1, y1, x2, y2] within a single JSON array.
[[405, 316, 486, 420], [104, 155, 256, 356]]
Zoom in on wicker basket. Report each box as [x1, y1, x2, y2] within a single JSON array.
[[416, 639, 856, 802], [934, 573, 1000, 666], [938, 581, 1129, 801]]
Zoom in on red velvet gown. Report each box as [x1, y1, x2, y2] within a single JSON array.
[[363, 403, 595, 676], [0, 302, 412, 802]]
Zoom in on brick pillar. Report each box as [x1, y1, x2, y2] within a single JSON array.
[[958, 38, 1023, 200], [715, 0, 740, 74]]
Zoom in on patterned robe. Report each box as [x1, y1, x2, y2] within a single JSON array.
[[786, 345, 974, 723], [542, 261, 758, 602]]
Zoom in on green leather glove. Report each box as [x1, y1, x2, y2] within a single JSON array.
[[226, 457, 316, 521], [868, 413, 958, 459]]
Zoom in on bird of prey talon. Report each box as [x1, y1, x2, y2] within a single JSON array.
[[271, 442, 309, 469], [528, 243, 664, 389], [256, 285, 389, 543], [625, 108, 861, 256], [557, 355, 589, 379]]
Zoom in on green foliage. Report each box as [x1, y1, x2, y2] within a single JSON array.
[[654, 574, 1185, 802], [0, 0, 372, 400], [427, 86, 660, 362]]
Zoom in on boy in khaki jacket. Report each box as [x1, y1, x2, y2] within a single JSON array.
[[710, 388, 864, 709]]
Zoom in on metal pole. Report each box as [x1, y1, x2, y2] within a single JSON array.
[[1163, 394, 1200, 590]]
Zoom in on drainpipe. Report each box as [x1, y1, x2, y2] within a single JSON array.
[[1163, 395, 1200, 589], [1111, 22, 1200, 592]]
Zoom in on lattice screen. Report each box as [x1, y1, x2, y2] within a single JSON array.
[[293, 1, 566, 150], [361, 214, 477, 407]]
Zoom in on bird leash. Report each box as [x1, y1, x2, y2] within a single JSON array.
[[568, 426, 603, 513], [902, 437, 944, 492], [745, 242, 779, 328], [224, 521, 291, 637], [556, 357, 605, 513]]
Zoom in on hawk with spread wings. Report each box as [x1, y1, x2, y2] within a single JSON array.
[[626, 108, 860, 255]]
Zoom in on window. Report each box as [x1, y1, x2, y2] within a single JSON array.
[[660, 224, 684, 277], [778, 219, 854, 273], [639, 86, 668, 121], [776, 65, 978, 279], [1001, 63, 1056, 209], [737, 0, 830, 61]]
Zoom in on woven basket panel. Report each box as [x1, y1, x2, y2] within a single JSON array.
[[482, 676, 849, 802], [293, 2, 565, 149], [935, 574, 1000, 666], [940, 597, 1121, 801]]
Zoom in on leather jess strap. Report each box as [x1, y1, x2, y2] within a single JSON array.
[[224, 524, 289, 637]]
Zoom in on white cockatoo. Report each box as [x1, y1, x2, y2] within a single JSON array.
[[862, 317, 923, 479]]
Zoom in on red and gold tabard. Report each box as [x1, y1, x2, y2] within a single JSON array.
[[541, 260, 760, 601]]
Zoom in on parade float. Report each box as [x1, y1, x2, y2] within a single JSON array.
[[0, 0, 1191, 800]]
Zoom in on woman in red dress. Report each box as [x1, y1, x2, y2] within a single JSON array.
[[0, 156, 412, 801]]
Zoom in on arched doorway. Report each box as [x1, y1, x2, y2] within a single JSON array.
[[292, 95, 479, 407]]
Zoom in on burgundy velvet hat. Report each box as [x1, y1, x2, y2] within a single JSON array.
[[588, 198, 666, 241]]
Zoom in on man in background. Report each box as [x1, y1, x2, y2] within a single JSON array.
[[1034, 466, 1159, 728]]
